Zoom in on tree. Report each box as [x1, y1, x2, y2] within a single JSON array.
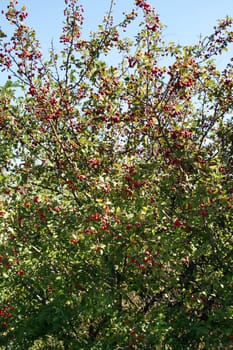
[[0, 0, 233, 349]]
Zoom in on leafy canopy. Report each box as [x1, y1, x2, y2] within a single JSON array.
[[0, 0, 233, 349]]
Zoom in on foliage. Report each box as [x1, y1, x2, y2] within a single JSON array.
[[0, 0, 233, 349]]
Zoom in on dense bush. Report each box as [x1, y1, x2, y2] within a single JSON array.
[[0, 1, 233, 348]]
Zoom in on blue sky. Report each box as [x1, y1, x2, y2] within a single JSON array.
[[1, 0, 233, 73]]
